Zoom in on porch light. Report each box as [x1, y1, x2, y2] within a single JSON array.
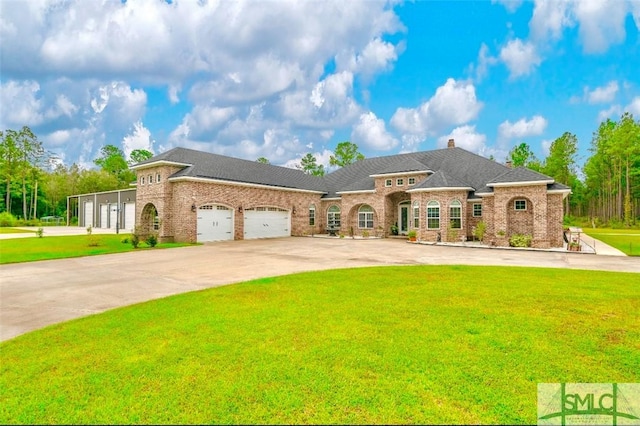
[[238, 205, 243, 212], [292, 206, 296, 215], [191, 204, 196, 212]]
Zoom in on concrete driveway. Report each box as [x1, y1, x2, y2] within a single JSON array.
[[1, 237, 638, 342]]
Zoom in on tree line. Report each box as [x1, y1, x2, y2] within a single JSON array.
[[1, 113, 639, 226], [505, 112, 639, 226]]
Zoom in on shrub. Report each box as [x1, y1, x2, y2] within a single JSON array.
[[87, 236, 101, 247], [0, 212, 16, 227], [509, 234, 532, 248], [473, 221, 487, 242], [131, 232, 140, 249], [120, 236, 129, 244], [362, 230, 369, 238], [36, 227, 44, 238], [145, 233, 158, 248]]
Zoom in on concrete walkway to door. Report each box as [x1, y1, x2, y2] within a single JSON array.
[[1, 237, 638, 342]]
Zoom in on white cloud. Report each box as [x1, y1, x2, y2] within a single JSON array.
[[530, 0, 573, 41], [499, 39, 541, 79], [390, 78, 483, 140], [279, 71, 361, 128], [122, 121, 155, 158], [597, 105, 622, 123], [0, 80, 44, 126], [492, 0, 524, 13], [529, 0, 632, 54], [473, 43, 498, 82], [627, 97, 640, 116], [437, 125, 488, 155], [336, 38, 400, 80], [498, 115, 548, 140], [585, 81, 619, 104], [541, 139, 553, 156], [573, 0, 628, 54], [351, 112, 399, 151], [0, 0, 405, 167]]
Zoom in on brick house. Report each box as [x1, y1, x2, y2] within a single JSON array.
[[130, 140, 570, 248]]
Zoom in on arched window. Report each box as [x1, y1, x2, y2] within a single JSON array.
[[358, 205, 374, 229], [327, 205, 341, 229], [450, 200, 462, 229], [413, 201, 420, 228], [427, 201, 440, 229], [309, 204, 316, 226]]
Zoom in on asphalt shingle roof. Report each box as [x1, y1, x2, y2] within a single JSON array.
[[410, 170, 472, 190], [133, 146, 568, 197], [488, 167, 555, 185]]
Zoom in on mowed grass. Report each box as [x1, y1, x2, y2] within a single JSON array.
[[0, 234, 193, 264], [0, 227, 36, 234], [583, 227, 640, 256], [1, 266, 638, 425]]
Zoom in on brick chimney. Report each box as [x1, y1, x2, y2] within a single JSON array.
[[505, 160, 513, 168], [447, 138, 455, 148]]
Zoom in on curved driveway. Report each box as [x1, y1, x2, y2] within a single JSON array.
[[1, 237, 638, 342]]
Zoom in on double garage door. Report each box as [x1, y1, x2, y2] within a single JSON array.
[[196, 205, 290, 242], [244, 207, 289, 239]]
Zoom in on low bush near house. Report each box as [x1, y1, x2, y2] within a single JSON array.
[[145, 233, 158, 248], [35, 228, 43, 238], [509, 233, 532, 247]]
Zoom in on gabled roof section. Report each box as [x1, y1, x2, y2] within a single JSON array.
[[370, 158, 432, 177], [488, 167, 555, 187], [407, 170, 474, 192], [132, 147, 327, 193], [130, 147, 193, 170]]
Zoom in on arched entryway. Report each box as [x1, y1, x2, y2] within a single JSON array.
[[139, 203, 159, 236]]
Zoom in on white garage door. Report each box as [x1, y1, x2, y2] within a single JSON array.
[[244, 207, 290, 239], [100, 204, 108, 228], [123, 202, 136, 231], [84, 201, 94, 228], [109, 204, 118, 229], [197, 205, 234, 242]]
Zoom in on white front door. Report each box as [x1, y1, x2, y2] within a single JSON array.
[[244, 207, 290, 239], [398, 202, 410, 235], [197, 205, 234, 242]]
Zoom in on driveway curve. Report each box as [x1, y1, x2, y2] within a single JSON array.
[[1, 237, 638, 341]]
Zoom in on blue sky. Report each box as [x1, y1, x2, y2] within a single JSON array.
[[1, 0, 639, 171]]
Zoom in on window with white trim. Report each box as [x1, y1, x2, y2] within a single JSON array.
[[408, 177, 416, 185], [450, 200, 462, 229], [473, 203, 482, 217], [148, 174, 153, 184], [309, 204, 315, 226], [358, 205, 374, 229], [328, 205, 341, 229], [385, 179, 392, 187], [156, 173, 161, 182], [141, 176, 145, 185], [427, 201, 440, 229], [413, 201, 420, 228], [515, 199, 527, 211], [396, 178, 404, 186]]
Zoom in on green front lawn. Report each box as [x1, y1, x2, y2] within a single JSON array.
[[583, 227, 640, 256], [1, 266, 638, 424], [0, 234, 194, 264], [0, 227, 35, 234]]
